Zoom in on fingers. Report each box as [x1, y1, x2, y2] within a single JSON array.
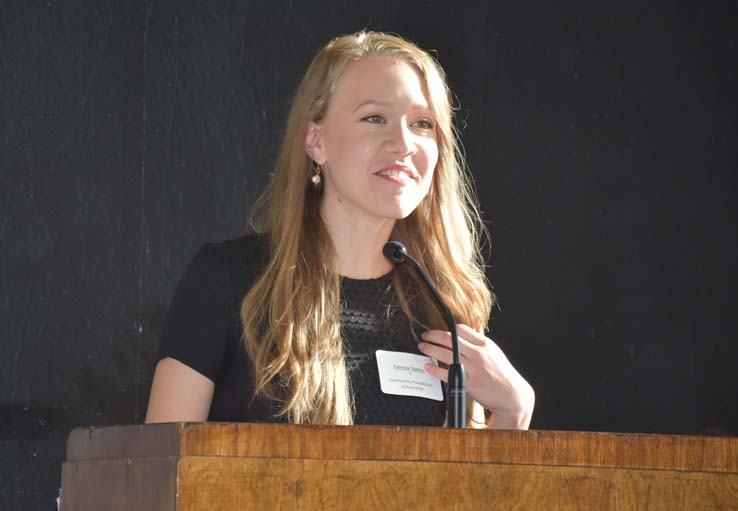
[[457, 324, 488, 345], [421, 324, 487, 348], [418, 332, 484, 367], [417, 340, 454, 365], [424, 363, 448, 383], [419, 324, 489, 365]]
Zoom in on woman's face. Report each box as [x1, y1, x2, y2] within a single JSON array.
[[306, 56, 439, 223]]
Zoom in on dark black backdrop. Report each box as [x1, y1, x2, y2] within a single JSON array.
[[1, 0, 736, 508]]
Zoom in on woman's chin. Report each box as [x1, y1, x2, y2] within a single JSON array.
[[373, 203, 421, 221]]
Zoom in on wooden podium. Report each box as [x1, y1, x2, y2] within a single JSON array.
[[60, 423, 738, 510]]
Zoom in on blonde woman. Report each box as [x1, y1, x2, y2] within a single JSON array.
[[146, 31, 534, 429]]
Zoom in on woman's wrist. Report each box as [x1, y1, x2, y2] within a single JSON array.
[[485, 382, 535, 430]]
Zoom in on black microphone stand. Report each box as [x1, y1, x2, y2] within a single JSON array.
[[383, 241, 466, 428]]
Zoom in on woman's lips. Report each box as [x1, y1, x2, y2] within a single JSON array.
[[376, 172, 412, 185], [374, 164, 418, 184]]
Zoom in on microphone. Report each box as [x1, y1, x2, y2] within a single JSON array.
[[383, 241, 466, 428]]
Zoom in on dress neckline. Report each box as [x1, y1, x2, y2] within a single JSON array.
[[340, 269, 394, 284]]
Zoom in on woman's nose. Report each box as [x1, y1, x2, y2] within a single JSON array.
[[385, 121, 416, 156]]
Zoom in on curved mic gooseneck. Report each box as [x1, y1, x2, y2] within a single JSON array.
[[383, 241, 466, 428]]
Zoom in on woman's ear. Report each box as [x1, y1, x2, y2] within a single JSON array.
[[305, 122, 326, 164]]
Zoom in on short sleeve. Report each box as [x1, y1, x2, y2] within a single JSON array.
[[157, 243, 234, 382]]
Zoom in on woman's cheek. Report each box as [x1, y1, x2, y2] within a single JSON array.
[[426, 141, 439, 170]]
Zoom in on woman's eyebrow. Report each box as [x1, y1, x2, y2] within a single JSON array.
[[353, 99, 431, 113]]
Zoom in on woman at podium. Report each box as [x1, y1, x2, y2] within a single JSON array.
[[145, 31, 534, 430]]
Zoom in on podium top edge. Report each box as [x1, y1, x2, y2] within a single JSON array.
[[64, 423, 738, 473]]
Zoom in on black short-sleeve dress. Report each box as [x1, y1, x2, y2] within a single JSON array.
[[156, 234, 445, 426]]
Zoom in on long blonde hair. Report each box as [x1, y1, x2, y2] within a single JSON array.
[[241, 31, 493, 425]]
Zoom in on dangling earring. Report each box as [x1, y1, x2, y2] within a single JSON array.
[[310, 163, 322, 186]]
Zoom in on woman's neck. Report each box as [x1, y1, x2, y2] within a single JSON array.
[[320, 203, 396, 280]]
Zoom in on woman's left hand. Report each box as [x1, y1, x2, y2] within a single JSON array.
[[418, 324, 535, 430]]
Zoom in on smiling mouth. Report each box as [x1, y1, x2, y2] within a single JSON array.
[[375, 169, 415, 184], [374, 164, 419, 183]]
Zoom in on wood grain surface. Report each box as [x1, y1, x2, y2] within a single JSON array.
[[62, 423, 738, 510], [176, 456, 738, 511], [179, 423, 738, 473]]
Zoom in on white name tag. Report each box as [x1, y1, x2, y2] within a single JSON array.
[[375, 350, 444, 401]]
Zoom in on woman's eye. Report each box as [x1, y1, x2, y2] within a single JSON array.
[[363, 115, 385, 124], [414, 119, 435, 130]]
